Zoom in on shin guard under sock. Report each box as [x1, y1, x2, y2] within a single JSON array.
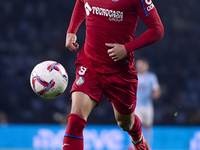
[[63, 114, 87, 150], [128, 114, 142, 143]]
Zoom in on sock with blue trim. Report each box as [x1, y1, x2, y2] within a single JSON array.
[[63, 113, 87, 150]]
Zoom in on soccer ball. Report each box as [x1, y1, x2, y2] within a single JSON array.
[[30, 60, 68, 99]]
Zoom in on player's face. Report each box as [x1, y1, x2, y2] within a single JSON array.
[[136, 60, 149, 74]]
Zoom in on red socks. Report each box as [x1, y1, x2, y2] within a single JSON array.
[[128, 114, 142, 142], [63, 114, 87, 150], [63, 114, 142, 149]]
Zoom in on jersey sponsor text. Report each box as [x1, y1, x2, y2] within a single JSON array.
[[85, 2, 123, 22]]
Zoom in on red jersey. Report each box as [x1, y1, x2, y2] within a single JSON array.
[[67, 0, 164, 74]]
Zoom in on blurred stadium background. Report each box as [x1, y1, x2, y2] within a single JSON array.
[[0, 0, 200, 149]]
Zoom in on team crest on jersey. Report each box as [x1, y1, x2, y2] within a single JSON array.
[[76, 77, 85, 85], [84, 2, 123, 22]]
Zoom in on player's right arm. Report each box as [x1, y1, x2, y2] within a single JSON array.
[[66, 33, 79, 52], [66, 0, 86, 52]]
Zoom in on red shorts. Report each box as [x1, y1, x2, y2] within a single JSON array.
[[70, 60, 138, 115]]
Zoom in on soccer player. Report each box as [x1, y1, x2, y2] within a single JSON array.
[[63, 0, 164, 149], [135, 59, 161, 147]]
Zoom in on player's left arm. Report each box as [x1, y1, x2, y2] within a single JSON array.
[[105, 43, 127, 62], [106, 0, 164, 61], [124, 0, 164, 53]]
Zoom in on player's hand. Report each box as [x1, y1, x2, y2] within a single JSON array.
[[65, 33, 79, 52], [105, 43, 127, 62]]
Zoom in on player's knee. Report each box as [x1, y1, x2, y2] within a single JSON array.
[[117, 121, 133, 131]]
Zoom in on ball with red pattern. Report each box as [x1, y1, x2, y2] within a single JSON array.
[[30, 60, 68, 99]]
